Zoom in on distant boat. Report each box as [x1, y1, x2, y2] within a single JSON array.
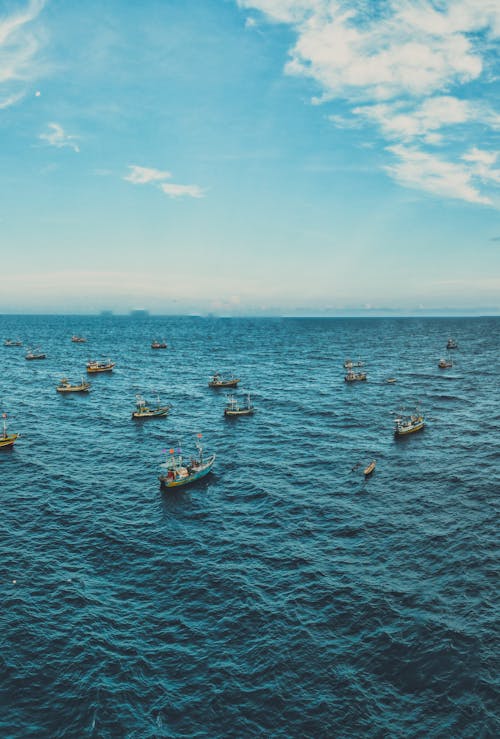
[[385, 378, 397, 383], [56, 377, 91, 393], [345, 369, 367, 382], [394, 410, 425, 437], [364, 460, 376, 476], [159, 436, 215, 488], [132, 394, 171, 419], [208, 372, 240, 388], [151, 340, 167, 349], [0, 413, 18, 448], [25, 348, 46, 360], [224, 393, 255, 417], [4, 339, 22, 347], [438, 358, 453, 368], [71, 336, 87, 343], [446, 338, 458, 349], [86, 359, 115, 373], [344, 358, 364, 369]]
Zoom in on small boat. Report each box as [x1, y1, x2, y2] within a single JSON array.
[[86, 359, 115, 373], [385, 378, 397, 383], [224, 393, 255, 417], [56, 377, 91, 393], [71, 336, 87, 343], [132, 394, 171, 419], [208, 372, 240, 388], [446, 338, 458, 349], [344, 358, 364, 369], [0, 413, 19, 448], [394, 410, 425, 437], [4, 339, 22, 347], [345, 370, 367, 382], [159, 436, 215, 488], [25, 348, 46, 360], [151, 340, 167, 349], [438, 358, 453, 368], [364, 460, 376, 476]]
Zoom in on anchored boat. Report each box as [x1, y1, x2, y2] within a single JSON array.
[[56, 377, 91, 393], [159, 436, 215, 488], [224, 393, 255, 417], [446, 338, 458, 349], [0, 413, 18, 448], [438, 358, 453, 368], [345, 369, 367, 382], [364, 460, 376, 476], [394, 410, 425, 437], [71, 336, 87, 343], [151, 340, 167, 349], [132, 394, 171, 419], [4, 339, 22, 347], [344, 359, 364, 369], [25, 348, 46, 360], [86, 359, 115, 373], [208, 372, 240, 388]]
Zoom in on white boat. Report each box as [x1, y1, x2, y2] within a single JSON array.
[[224, 393, 255, 417]]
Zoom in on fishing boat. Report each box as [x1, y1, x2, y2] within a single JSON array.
[[132, 394, 171, 419], [159, 436, 215, 488], [71, 336, 87, 343], [25, 348, 46, 360], [86, 359, 115, 373], [385, 378, 397, 383], [224, 393, 255, 417], [394, 410, 425, 437], [208, 372, 240, 388], [446, 338, 458, 349], [438, 358, 453, 368], [345, 369, 367, 382], [344, 358, 364, 369], [151, 340, 167, 349], [0, 413, 18, 448], [56, 377, 91, 393], [364, 460, 376, 476], [4, 339, 22, 347]]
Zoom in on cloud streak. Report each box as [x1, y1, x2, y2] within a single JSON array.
[[124, 165, 205, 199], [239, 0, 500, 206], [0, 0, 46, 107], [39, 122, 80, 152]]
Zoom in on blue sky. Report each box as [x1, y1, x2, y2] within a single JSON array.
[[1, 0, 499, 314]]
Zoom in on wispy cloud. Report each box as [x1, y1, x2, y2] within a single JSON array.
[[124, 164, 205, 199], [238, 0, 500, 206], [39, 122, 80, 152], [0, 0, 46, 107], [124, 165, 172, 184]]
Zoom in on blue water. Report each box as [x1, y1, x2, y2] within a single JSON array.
[[0, 315, 498, 737]]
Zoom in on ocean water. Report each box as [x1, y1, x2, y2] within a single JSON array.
[[0, 315, 498, 738]]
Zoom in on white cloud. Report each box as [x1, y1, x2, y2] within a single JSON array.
[[386, 145, 492, 205], [239, 0, 500, 205], [0, 0, 46, 105], [160, 182, 205, 199], [124, 165, 205, 199], [39, 122, 80, 152], [123, 165, 171, 184]]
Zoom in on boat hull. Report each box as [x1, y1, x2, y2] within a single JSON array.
[[86, 364, 115, 373], [132, 408, 170, 419], [57, 385, 90, 393], [395, 421, 425, 436], [0, 433, 18, 448], [209, 380, 240, 388], [224, 408, 254, 416], [159, 456, 215, 488], [364, 461, 376, 476]]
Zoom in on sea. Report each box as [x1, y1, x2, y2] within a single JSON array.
[[0, 315, 498, 738]]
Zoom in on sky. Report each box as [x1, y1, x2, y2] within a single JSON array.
[[0, 0, 499, 315]]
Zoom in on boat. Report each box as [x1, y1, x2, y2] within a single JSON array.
[[208, 372, 240, 388], [71, 336, 87, 343], [0, 413, 19, 448], [86, 359, 115, 373], [364, 460, 376, 476], [385, 378, 397, 383], [56, 377, 91, 393], [438, 358, 453, 368], [224, 393, 255, 417], [394, 410, 425, 437], [25, 348, 46, 360], [446, 338, 458, 349], [4, 339, 22, 347], [132, 394, 171, 419], [159, 436, 215, 488], [151, 340, 167, 349], [344, 359, 364, 369], [345, 370, 367, 382]]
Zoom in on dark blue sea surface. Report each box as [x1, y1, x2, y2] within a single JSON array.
[[0, 315, 498, 738]]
